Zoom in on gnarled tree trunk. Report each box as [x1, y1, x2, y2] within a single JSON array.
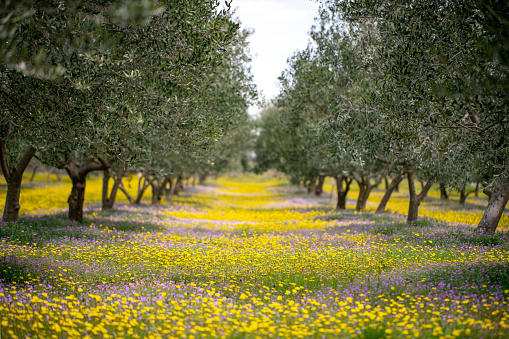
[[2, 147, 37, 221], [459, 183, 477, 205], [102, 167, 126, 210], [315, 174, 326, 196], [476, 175, 509, 234], [68, 176, 87, 221], [335, 174, 352, 210], [407, 171, 433, 223], [440, 183, 448, 200], [353, 171, 384, 212], [29, 163, 39, 183], [134, 172, 153, 204], [151, 176, 169, 205], [376, 170, 405, 214], [66, 157, 110, 222], [174, 175, 184, 195], [1, 121, 37, 222]]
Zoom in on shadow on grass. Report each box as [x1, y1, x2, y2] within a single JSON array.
[[0, 256, 40, 286], [0, 213, 104, 245], [411, 261, 509, 293]]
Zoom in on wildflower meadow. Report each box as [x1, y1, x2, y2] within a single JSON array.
[[1, 174, 508, 339]]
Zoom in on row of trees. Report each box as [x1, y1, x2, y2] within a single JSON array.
[[1, 0, 256, 222], [255, 0, 508, 233]]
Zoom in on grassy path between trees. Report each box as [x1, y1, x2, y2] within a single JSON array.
[[1, 175, 509, 338]]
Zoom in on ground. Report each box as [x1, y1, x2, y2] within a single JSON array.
[[0, 174, 508, 338]]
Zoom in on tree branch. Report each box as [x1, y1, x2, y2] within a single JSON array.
[[12, 145, 37, 180], [417, 180, 433, 202]]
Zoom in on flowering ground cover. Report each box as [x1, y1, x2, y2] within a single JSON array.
[[1, 175, 509, 338]]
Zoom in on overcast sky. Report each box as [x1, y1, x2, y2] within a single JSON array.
[[231, 0, 321, 114]]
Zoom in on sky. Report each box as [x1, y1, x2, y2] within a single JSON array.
[[230, 0, 321, 115]]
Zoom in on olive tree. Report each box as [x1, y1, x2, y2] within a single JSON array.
[[336, 0, 509, 232]]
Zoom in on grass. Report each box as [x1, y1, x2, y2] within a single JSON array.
[[0, 173, 508, 338]]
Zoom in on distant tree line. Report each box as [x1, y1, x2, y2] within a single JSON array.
[[255, 0, 508, 234], [1, 0, 257, 222]]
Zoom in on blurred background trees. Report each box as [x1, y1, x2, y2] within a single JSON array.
[[1, 0, 256, 222], [2, 0, 507, 233], [254, 0, 508, 233]]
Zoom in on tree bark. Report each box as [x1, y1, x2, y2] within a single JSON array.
[[102, 167, 125, 210], [0, 121, 37, 222], [353, 171, 384, 211], [315, 175, 326, 196], [476, 175, 509, 234], [134, 171, 153, 204], [440, 183, 448, 200], [118, 181, 134, 204], [376, 170, 405, 214], [29, 164, 39, 183], [174, 175, 184, 195], [336, 175, 352, 210], [459, 184, 467, 205], [66, 157, 110, 222], [151, 176, 168, 205], [407, 171, 433, 223], [68, 176, 87, 222], [459, 183, 477, 205]]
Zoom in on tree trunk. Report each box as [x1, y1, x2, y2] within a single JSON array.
[[475, 181, 479, 197], [199, 172, 208, 184], [384, 176, 389, 190], [336, 175, 352, 210], [315, 175, 325, 196], [65, 157, 110, 222], [407, 171, 433, 223], [459, 184, 467, 205], [3, 177, 23, 222], [151, 177, 167, 205], [476, 175, 509, 234], [29, 165, 39, 183], [1, 143, 37, 222], [459, 183, 477, 206], [118, 181, 134, 204], [68, 176, 87, 222], [174, 175, 184, 195], [356, 184, 368, 211], [440, 183, 448, 200], [353, 172, 384, 212], [102, 168, 125, 210], [376, 171, 405, 214], [134, 173, 152, 204]]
